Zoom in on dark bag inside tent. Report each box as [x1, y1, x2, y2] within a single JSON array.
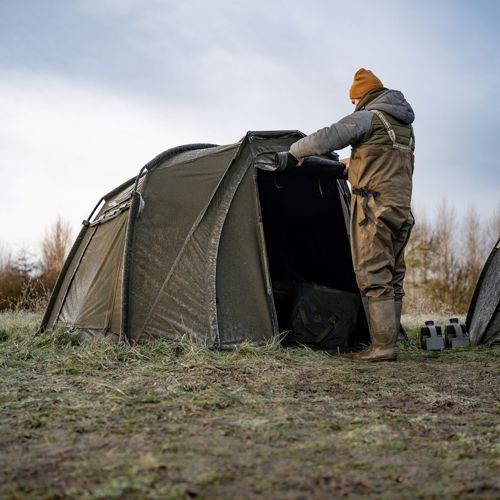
[[288, 282, 360, 350], [257, 163, 368, 350]]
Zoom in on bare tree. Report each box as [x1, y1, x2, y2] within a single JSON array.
[[459, 206, 486, 311], [485, 202, 500, 250], [404, 209, 435, 312], [0, 241, 12, 273], [0, 246, 36, 311], [0, 220, 72, 311], [0, 243, 15, 310], [404, 201, 497, 314], [39, 217, 72, 287]]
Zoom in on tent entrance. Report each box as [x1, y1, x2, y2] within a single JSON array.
[[257, 168, 365, 347]]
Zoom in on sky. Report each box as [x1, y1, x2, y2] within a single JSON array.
[[1, 0, 499, 258]]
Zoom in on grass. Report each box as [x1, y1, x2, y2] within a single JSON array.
[[0, 311, 499, 499]]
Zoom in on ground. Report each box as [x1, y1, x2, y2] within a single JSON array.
[[0, 312, 499, 499]]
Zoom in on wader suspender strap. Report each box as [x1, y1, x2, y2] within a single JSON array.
[[371, 109, 414, 151], [352, 187, 379, 226]]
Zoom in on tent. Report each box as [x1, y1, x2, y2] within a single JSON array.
[[466, 238, 500, 345], [40, 131, 368, 349]]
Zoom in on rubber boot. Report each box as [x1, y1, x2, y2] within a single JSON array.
[[353, 297, 398, 362], [361, 294, 371, 335], [395, 298, 402, 332], [395, 298, 411, 342]]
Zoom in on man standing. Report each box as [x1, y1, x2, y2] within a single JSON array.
[[289, 68, 415, 361]]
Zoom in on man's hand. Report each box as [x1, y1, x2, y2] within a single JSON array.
[[289, 151, 304, 166], [340, 157, 350, 175]]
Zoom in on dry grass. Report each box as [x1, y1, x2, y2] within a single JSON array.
[[0, 311, 499, 499]]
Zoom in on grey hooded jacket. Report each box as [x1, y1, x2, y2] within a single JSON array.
[[289, 90, 415, 158]]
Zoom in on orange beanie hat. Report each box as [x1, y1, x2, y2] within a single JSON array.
[[349, 68, 384, 100]]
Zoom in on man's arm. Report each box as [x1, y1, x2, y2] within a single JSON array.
[[290, 110, 374, 160]]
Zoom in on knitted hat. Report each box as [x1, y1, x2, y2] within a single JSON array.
[[349, 68, 384, 100]]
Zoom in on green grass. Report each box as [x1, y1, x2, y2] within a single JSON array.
[[1, 311, 499, 499]]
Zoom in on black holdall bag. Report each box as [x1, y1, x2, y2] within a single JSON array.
[[284, 282, 361, 350]]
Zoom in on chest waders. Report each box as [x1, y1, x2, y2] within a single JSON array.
[[351, 110, 414, 362], [352, 110, 414, 227]]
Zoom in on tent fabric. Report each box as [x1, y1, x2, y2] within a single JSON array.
[[43, 177, 145, 340], [40, 131, 368, 349], [466, 238, 500, 345], [215, 167, 276, 346], [127, 144, 240, 343], [60, 212, 127, 333]]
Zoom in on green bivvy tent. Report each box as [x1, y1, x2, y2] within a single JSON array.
[[466, 238, 500, 345], [40, 131, 367, 349]]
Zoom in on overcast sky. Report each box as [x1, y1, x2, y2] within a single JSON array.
[[1, 0, 499, 257]]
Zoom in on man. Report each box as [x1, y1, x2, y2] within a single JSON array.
[[289, 68, 415, 362]]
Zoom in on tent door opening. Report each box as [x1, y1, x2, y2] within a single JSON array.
[[256, 168, 366, 349]]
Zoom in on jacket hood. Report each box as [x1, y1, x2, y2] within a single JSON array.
[[365, 89, 415, 124]]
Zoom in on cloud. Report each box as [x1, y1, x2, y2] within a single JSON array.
[[0, 65, 324, 256], [0, 70, 237, 255], [1, 0, 499, 255]]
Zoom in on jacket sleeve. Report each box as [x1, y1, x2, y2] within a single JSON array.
[[289, 110, 374, 158]]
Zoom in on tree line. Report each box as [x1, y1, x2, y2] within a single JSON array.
[[404, 202, 499, 313], [0, 218, 71, 311], [1, 204, 499, 313]]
